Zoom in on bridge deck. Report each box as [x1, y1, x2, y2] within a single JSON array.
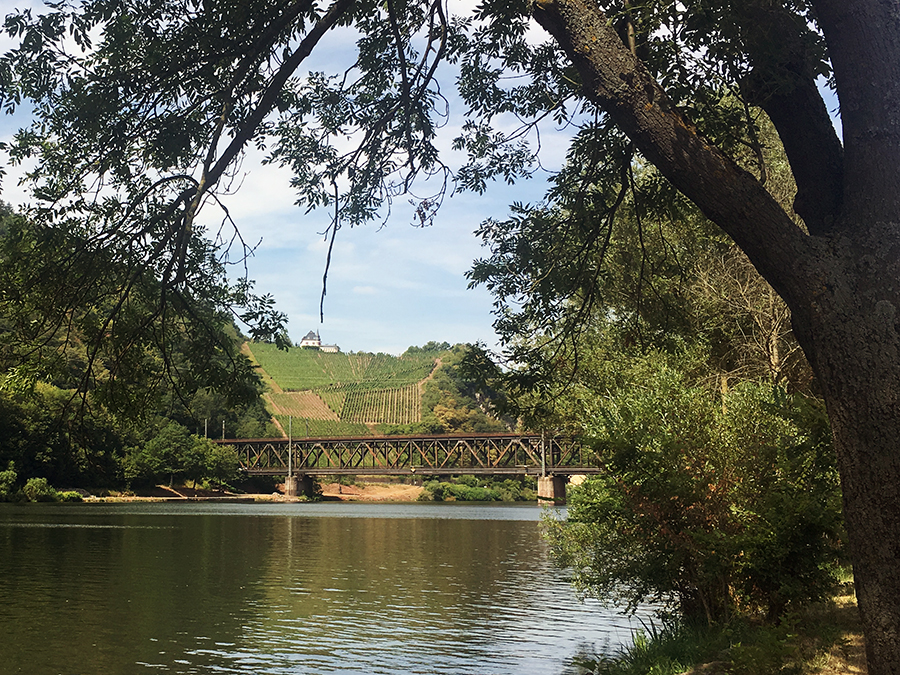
[[218, 433, 598, 476]]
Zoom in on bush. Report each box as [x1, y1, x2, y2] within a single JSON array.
[[125, 423, 240, 488], [57, 491, 84, 502], [0, 461, 17, 501], [544, 364, 843, 623], [198, 438, 240, 487], [22, 477, 58, 502], [417, 476, 535, 502]]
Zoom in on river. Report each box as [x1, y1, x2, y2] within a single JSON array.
[[0, 502, 646, 674]]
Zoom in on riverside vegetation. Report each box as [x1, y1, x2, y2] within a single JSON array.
[[0, 200, 857, 671], [1, 0, 886, 668]]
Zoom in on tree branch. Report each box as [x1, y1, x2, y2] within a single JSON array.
[[809, 0, 900, 227], [205, 0, 356, 192], [737, 1, 843, 236], [531, 0, 814, 305]]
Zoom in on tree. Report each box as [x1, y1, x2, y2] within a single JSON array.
[[520, 3, 900, 671], [1, 1, 899, 669]]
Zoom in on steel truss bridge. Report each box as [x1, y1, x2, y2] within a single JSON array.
[[217, 433, 598, 477]]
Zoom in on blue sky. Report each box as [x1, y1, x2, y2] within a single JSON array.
[[205, 154, 551, 355], [0, 0, 562, 355], [0, 1, 841, 355], [0, 109, 552, 355]]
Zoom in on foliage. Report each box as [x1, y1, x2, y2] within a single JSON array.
[[0, 383, 129, 488], [7, 473, 82, 502], [467, 116, 813, 422], [412, 343, 510, 434], [0, 0, 461, 389], [417, 475, 537, 502], [195, 438, 242, 487], [0, 203, 280, 419], [2, 1, 898, 667], [22, 476, 57, 502], [0, 203, 279, 489], [124, 421, 240, 488], [575, 594, 861, 675], [163, 383, 280, 440], [543, 353, 843, 623], [0, 461, 17, 500]]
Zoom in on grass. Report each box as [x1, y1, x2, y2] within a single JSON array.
[[579, 584, 865, 675]]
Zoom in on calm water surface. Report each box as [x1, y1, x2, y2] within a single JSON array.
[[0, 502, 644, 674]]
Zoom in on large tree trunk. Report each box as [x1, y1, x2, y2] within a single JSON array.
[[790, 224, 900, 672], [531, 0, 900, 671]]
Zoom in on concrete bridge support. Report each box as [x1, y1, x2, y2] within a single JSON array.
[[537, 475, 567, 504], [284, 475, 316, 498]]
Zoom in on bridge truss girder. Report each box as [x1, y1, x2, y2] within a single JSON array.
[[217, 434, 598, 476]]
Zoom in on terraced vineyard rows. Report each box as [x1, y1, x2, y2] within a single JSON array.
[[273, 416, 371, 438], [267, 392, 338, 420], [317, 390, 346, 419], [341, 383, 421, 424], [249, 343, 435, 391], [246, 342, 440, 435]]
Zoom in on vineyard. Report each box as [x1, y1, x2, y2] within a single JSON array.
[[266, 392, 339, 420], [249, 343, 436, 391], [247, 342, 441, 435], [340, 383, 421, 425], [273, 416, 372, 438]]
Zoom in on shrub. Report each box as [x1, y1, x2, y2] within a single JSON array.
[[0, 461, 17, 501], [198, 438, 240, 487], [544, 365, 843, 623], [23, 477, 58, 502], [125, 423, 240, 488], [417, 476, 535, 502]]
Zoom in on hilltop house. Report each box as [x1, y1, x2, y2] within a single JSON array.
[[299, 330, 340, 353]]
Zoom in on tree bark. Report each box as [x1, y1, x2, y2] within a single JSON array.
[[531, 0, 900, 672], [789, 224, 900, 673]]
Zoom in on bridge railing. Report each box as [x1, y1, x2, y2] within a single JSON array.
[[217, 433, 598, 476]]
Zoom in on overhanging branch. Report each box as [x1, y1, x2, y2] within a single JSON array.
[[531, 0, 815, 305]]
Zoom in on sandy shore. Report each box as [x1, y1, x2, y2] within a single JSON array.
[[319, 482, 423, 502], [83, 482, 423, 503]]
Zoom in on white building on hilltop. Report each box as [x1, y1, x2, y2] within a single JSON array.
[[299, 330, 321, 348], [299, 330, 340, 353]]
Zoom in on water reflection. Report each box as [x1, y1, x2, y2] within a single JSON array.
[[0, 503, 642, 674]]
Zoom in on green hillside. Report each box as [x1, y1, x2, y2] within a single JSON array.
[[247, 342, 508, 438], [247, 343, 442, 434], [248, 343, 437, 391]]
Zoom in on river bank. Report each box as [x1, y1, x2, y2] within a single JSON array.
[[79, 480, 424, 503], [603, 585, 866, 675]]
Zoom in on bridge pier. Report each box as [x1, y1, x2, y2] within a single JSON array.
[[537, 475, 567, 504], [284, 475, 315, 498]]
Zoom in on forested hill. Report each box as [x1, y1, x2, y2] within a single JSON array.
[[245, 342, 509, 437]]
